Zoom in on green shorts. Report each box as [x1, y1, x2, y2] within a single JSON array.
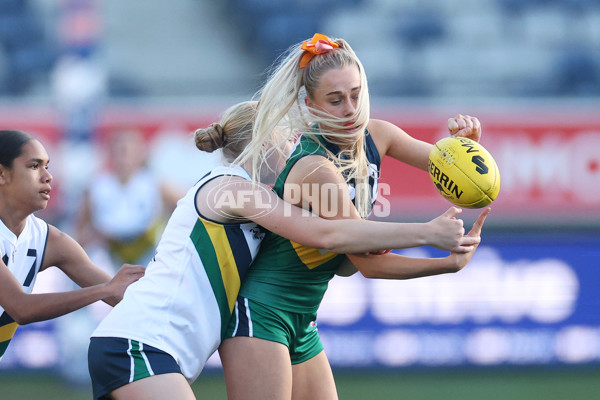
[[224, 296, 323, 364]]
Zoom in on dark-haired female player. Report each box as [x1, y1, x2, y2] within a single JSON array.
[[0, 129, 145, 360]]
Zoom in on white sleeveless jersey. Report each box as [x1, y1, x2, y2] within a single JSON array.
[[0, 215, 49, 359], [92, 165, 265, 382]]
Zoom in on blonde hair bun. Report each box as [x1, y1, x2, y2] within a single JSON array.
[[195, 123, 225, 153]]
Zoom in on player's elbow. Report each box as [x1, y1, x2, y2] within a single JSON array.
[[318, 240, 341, 253], [13, 316, 35, 325], [321, 226, 377, 254], [6, 307, 35, 325], [356, 265, 381, 279], [4, 295, 46, 325], [311, 229, 346, 253]]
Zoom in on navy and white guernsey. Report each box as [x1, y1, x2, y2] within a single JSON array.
[[91, 165, 265, 382], [0, 215, 48, 359]]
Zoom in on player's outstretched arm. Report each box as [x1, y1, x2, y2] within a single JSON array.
[[0, 226, 144, 325], [346, 208, 490, 280], [0, 261, 144, 325], [366, 114, 482, 175], [215, 175, 477, 254]]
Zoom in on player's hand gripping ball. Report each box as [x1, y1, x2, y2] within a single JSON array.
[[428, 137, 500, 208]]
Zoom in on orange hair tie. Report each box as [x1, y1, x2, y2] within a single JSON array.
[[299, 33, 339, 69]]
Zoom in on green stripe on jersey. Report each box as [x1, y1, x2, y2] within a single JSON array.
[[0, 340, 10, 358], [190, 218, 231, 340]]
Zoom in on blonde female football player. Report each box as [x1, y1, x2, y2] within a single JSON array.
[[218, 34, 490, 400], [0, 129, 145, 361], [87, 101, 482, 400]]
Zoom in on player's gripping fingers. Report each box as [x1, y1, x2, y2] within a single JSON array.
[[451, 245, 474, 254], [434, 208, 465, 238], [450, 213, 465, 233], [468, 208, 491, 236], [465, 115, 481, 142], [448, 117, 460, 135], [115, 264, 145, 284], [448, 114, 471, 132], [461, 114, 473, 127], [121, 263, 145, 274], [460, 235, 481, 248], [104, 264, 145, 306], [443, 206, 463, 219], [450, 235, 480, 253], [449, 114, 481, 142], [448, 114, 469, 135], [471, 116, 481, 132], [460, 235, 481, 246]]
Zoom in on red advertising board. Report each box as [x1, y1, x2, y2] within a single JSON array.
[[1, 103, 598, 227]]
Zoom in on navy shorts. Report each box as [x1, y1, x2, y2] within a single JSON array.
[[88, 337, 182, 400]]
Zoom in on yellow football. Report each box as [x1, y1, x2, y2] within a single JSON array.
[[428, 137, 500, 208]]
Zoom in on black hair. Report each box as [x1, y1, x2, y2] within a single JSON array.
[[0, 130, 34, 168]]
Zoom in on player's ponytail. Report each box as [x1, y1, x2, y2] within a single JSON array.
[[195, 123, 226, 153], [195, 101, 258, 163]]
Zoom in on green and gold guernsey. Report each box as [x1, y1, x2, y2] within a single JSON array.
[[239, 132, 382, 313]]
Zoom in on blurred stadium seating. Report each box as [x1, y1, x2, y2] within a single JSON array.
[[1, 0, 598, 99], [0, 0, 56, 95]]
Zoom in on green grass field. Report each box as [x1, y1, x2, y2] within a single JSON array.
[[2, 367, 600, 400]]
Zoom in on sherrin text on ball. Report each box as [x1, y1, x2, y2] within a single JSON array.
[[428, 137, 500, 208]]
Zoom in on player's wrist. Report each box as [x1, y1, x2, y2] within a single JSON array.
[[441, 255, 463, 273], [420, 221, 436, 247]]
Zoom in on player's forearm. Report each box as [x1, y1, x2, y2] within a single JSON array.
[[348, 252, 459, 280], [8, 284, 111, 325], [57, 261, 113, 289], [320, 219, 429, 254], [244, 185, 433, 254]]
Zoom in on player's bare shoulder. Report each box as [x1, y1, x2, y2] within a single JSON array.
[[41, 225, 79, 270], [367, 118, 407, 136], [291, 155, 341, 185], [366, 119, 409, 153]]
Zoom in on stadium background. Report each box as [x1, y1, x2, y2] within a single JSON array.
[[1, 0, 599, 399]]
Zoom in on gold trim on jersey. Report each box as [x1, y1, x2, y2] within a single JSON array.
[[200, 219, 241, 312], [0, 322, 18, 344], [290, 240, 337, 270]]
